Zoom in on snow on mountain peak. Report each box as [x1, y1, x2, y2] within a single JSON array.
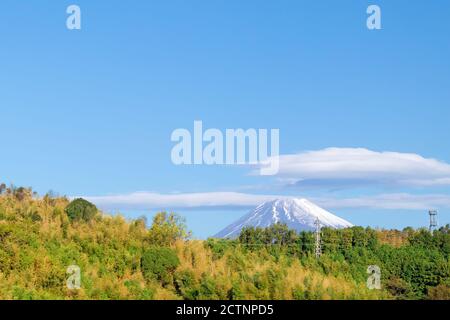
[[214, 198, 353, 239]]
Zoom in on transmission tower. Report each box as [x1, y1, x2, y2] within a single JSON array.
[[429, 210, 438, 233], [314, 217, 322, 258]]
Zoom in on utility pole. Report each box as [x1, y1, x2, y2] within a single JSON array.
[[429, 210, 438, 233], [314, 217, 322, 259]]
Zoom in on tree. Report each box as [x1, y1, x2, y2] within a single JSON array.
[[141, 247, 180, 284], [408, 228, 435, 248], [322, 228, 339, 253], [13, 187, 32, 201], [239, 224, 297, 247], [65, 198, 98, 222], [147, 212, 190, 246], [0, 183, 6, 195], [239, 226, 265, 247], [352, 226, 368, 247], [341, 228, 354, 250], [299, 231, 314, 254], [263, 223, 297, 246], [174, 269, 199, 299]]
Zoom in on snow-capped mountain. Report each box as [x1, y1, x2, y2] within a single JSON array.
[[214, 198, 353, 238]]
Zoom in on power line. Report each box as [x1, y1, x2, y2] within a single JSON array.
[[314, 218, 322, 259]]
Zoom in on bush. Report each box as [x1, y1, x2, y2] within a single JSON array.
[[141, 247, 180, 284], [292, 286, 306, 300], [124, 280, 155, 300], [147, 212, 191, 246], [174, 269, 199, 300], [385, 277, 412, 299], [65, 198, 98, 222], [198, 274, 222, 299], [205, 238, 231, 259], [427, 284, 450, 300]]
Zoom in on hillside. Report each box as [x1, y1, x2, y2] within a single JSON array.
[[0, 185, 449, 300]]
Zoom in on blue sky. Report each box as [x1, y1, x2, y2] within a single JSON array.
[[1, 1, 449, 238]]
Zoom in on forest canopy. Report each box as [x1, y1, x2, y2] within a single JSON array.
[[0, 184, 448, 300]]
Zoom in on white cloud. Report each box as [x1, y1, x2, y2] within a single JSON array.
[[314, 193, 450, 210], [254, 148, 450, 188], [84, 192, 275, 211], [81, 148, 450, 214], [83, 191, 450, 212]]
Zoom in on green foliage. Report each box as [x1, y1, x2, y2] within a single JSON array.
[[198, 274, 223, 300], [385, 277, 413, 299], [227, 280, 245, 300], [239, 223, 297, 247], [174, 269, 198, 300], [147, 212, 191, 246], [141, 247, 180, 284], [292, 286, 306, 300], [65, 198, 97, 222], [0, 184, 448, 300], [237, 224, 450, 299], [124, 280, 155, 300], [204, 238, 233, 259]]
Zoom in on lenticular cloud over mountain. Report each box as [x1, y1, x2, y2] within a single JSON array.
[[214, 198, 353, 238]]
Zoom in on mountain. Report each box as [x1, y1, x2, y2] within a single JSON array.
[[214, 198, 353, 238]]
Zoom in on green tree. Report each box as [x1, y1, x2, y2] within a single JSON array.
[[65, 198, 98, 222], [141, 247, 180, 285], [174, 269, 199, 300], [147, 212, 190, 246]]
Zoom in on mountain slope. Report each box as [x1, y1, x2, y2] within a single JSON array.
[[214, 198, 353, 238]]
